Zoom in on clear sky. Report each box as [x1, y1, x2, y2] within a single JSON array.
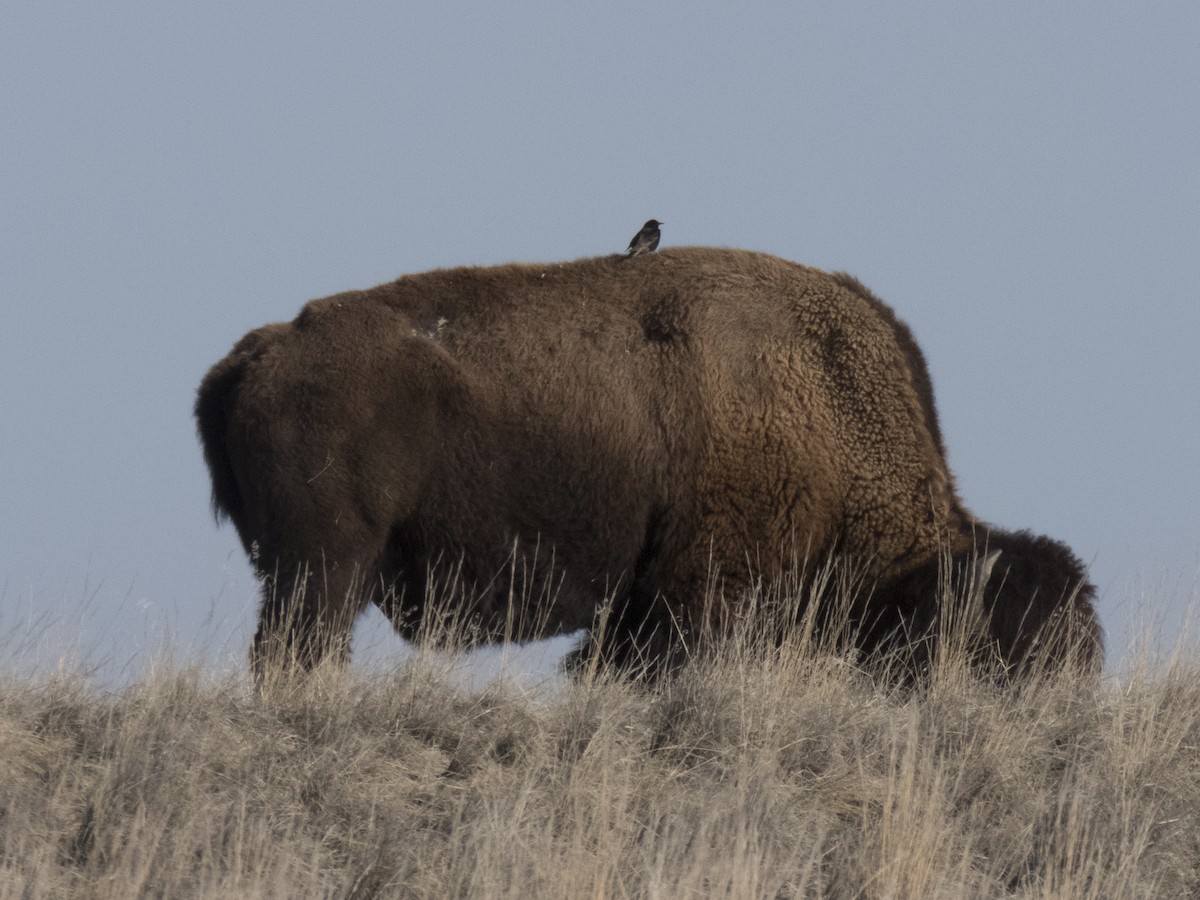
[[3, 4, 1198, 684]]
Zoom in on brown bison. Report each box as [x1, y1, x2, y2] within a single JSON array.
[[196, 248, 1101, 678]]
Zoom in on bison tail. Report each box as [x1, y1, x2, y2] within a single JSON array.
[[195, 352, 247, 528]]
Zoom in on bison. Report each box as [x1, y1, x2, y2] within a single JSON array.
[[196, 248, 1101, 679]]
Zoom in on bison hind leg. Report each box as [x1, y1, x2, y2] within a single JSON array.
[[250, 554, 379, 681]]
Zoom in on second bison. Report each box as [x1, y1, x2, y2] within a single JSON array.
[[196, 248, 1101, 678]]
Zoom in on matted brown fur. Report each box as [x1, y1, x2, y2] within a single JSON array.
[[196, 248, 1100, 677]]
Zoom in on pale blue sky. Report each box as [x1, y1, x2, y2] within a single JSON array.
[[3, 4, 1198, 683]]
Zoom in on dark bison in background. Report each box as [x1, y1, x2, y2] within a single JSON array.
[[196, 248, 1101, 678]]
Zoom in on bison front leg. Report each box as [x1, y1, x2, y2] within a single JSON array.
[[250, 553, 375, 680], [569, 607, 689, 680], [567, 574, 707, 680]]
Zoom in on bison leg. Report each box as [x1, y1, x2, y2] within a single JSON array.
[[568, 593, 689, 679], [250, 553, 376, 680], [568, 566, 731, 679]]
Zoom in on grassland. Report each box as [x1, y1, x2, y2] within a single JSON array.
[[2, 596, 1198, 899]]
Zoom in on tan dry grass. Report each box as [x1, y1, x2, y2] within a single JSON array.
[[2, 615, 1198, 898]]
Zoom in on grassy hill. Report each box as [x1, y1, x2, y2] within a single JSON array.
[[2, 611, 1198, 898]]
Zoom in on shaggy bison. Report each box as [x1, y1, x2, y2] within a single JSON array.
[[196, 248, 1100, 678]]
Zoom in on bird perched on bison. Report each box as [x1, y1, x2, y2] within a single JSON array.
[[625, 219, 662, 257], [196, 248, 1100, 680]]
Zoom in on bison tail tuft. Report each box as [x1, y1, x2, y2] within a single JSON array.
[[195, 353, 247, 528]]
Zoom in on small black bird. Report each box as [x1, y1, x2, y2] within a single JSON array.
[[625, 219, 663, 257]]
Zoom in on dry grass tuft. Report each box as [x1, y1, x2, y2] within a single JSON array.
[[3, 594, 1198, 898]]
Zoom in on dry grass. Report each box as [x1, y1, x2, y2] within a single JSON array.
[[2, 596, 1198, 899]]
